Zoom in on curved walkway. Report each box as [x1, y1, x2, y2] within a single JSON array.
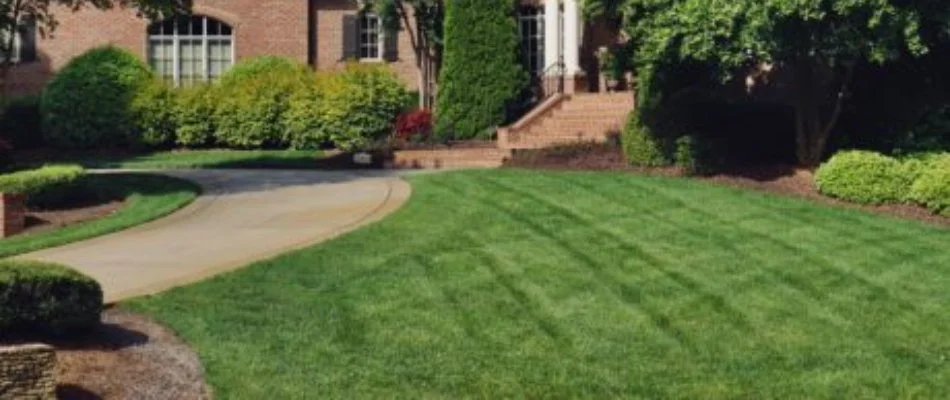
[[18, 170, 412, 303]]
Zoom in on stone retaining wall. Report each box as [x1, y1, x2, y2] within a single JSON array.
[[0, 344, 57, 400]]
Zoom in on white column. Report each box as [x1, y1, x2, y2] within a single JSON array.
[[562, 0, 582, 76], [543, 0, 561, 71]]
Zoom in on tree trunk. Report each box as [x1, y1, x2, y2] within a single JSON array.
[[793, 61, 854, 168]]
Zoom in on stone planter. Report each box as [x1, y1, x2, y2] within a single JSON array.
[[1, 192, 26, 238], [0, 344, 57, 399]]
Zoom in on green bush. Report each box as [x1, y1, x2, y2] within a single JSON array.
[[623, 113, 670, 167], [435, 0, 527, 139], [301, 64, 409, 151], [0, 260, 102, 339], [173, 85, 217, 148], [909, 155, 950, 216], [131, 80, 177, 148], [212, 57, 311, 148], [0, 95, 43, 149], [814, 151, 914, 204], [0, 165, 84, 195], [282, 77, 324, 150], [41, 46, 155, 149]]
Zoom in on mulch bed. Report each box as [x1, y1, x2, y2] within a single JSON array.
[[505, 143, 950, 227], [54, 308, 210, 400]]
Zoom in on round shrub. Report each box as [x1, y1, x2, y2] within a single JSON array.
[[282, 79, 325, 150], [909, 155, 950, 216], [41, 46, 154, 149], [814, 150, 914, 204], [0, 260, 102, 339], [174, 85, 217, 148], [131, 80, 178, 148], [0, 165, 84, 195], [311, 64, 409, 151], [395, 108, 434, 142], [212, 57, 311, 148], [622, 113, 670, 167]]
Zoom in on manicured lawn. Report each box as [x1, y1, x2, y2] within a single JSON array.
[[15, 149, 325, 170], [0, 173, 199, 258], [127, 169, 950, 398]]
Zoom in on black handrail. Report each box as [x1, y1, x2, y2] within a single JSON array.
[[539, 57, 566, 100]]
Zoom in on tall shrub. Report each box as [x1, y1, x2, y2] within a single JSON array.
[[173, 85, 217, 148], [434, 0, 526, 139], [41, 46, 154, 149]]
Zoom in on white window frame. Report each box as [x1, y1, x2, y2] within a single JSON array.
[[1, 21, 30, 64], [518, 7, 545, 76], [358, 13, 385, 62], [147, 16, 235, 87]]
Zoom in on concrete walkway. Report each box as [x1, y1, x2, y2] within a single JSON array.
[[18, 170, 412, 303]]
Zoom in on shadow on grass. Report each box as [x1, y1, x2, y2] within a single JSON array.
[[12, 149, 389, 171]]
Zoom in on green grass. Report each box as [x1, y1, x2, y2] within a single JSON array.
[[127, 170, 950, 398], [15, 149, 326, 170], [0, 174, 199, 258]]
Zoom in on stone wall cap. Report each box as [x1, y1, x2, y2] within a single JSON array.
[[0, 343, 55, 353]]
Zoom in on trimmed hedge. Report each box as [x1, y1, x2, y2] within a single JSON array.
[[0, 260, 102, 339], [814, 151, 914, 204], [0, 165, 84, 195], [435, 0, 527, 139], [41, 46, 155, 149], [909, 155, 950, 216]]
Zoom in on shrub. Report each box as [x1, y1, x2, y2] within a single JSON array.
[[173, 85, 217, 148], [41, 46, 155, 149], [0, 95, 43, 149], [131, 80, 177, 148], [212, 57, 311, 148], [434, 0, 527, 139], [309, 64, 409, 151], [0, 260, 102, 339], [0, 165, 84, 195], [395, 109, 433, 141], [814, 150, 914, 204], [909, 155, 950, 216], [623, 113, 670, 167], [282, 76, 324, 150]]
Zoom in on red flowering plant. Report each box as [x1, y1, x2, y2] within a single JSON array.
[[394, 109, 433, 144]]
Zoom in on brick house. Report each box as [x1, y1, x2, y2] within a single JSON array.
[[7, 0, 634, 149]]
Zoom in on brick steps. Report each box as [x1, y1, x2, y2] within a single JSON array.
[[498, 92, 634, 150], [386, 147, 513, 169]]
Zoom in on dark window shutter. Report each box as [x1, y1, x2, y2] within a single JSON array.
[[17, 20, 37, 63], [383, 29, 398, 62], [342, 15, 359, 61]]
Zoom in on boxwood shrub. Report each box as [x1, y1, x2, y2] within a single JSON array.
[[622, 113, 671, 167], [0, 260, 102, 339], [814, 151, 914, 204], [0, 165, 84, 195], [41, 46, 155, 149], [909, 155, 950, 216], [173, 85, 217, 148]]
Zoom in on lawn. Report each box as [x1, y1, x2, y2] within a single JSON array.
[[14, 149, 326, 170], [127, 169, 950, 398], [0, 173, 199, 257]]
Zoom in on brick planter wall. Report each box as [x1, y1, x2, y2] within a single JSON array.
[[0, 193, 26, 238], [0, 344, 57, 400]]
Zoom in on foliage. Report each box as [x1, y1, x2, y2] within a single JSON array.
[[0, 95, 42, 149], [814, 151, 914, 204], [434, 0, 526, 139], [131, 80, 177, 148], [0, 164, 83, 194], [909, 155, 950, 216], [173, 84, 217, 148], [308, 64, 409, 151], [212, 57, 311, 149], [614, 0, 950, 165], [41, 46, 155, 149], [0, 260, 102, 339], [395, 109, 433, 141], [281, 75, 324, 150], [622, 112, 669, 167]]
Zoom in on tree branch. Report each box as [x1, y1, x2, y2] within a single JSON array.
[[820, 61, 856, 139]]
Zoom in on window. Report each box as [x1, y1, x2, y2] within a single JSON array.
[[147, 16, 233, 87], [359, 13, 383, 61], [518, 7, 545, 76], [1, 19, 37, 64]]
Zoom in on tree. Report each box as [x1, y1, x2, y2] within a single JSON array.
[[365, 0, 443, 109], [433, 0, 525, 139], [611, 0, 950, 166], [0, 0, 191, 93]]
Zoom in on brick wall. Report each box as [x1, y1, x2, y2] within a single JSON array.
[[7, 0, 310, 95], [313, 0, 422, 92], [0, 193, 26, 238], [0, 344, 57, 400]]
